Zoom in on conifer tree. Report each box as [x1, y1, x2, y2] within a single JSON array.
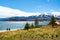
[[35, 18, 39, 27], [31, 23, 34, 28], [24, 22, 30, 30], [49, 15, 56, 27]]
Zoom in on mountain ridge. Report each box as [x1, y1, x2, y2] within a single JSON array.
[[0, 14, 60, 21]]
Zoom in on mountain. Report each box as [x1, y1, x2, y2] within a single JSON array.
[[0, 14, 60, 21]]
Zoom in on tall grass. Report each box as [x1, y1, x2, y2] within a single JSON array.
[[0, 25, 60, 40]]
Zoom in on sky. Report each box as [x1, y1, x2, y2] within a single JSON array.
[[0, 0, 60, 18]]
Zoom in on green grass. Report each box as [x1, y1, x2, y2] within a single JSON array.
[[0, 25, 60, 40]]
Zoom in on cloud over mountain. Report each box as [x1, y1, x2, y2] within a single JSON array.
[[0, 6, 60, 18], [52, 12, 60, 16], [0, 6, 41, 18]]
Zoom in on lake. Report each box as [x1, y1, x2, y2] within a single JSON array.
[[0, 21, 49, 30]]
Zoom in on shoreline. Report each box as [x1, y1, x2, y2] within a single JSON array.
[[0, 28, 20, 32]]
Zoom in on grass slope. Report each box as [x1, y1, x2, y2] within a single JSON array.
[[0, 25, 60, 40]]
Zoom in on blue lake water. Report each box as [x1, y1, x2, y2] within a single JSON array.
[[0, 21, 49, 30]]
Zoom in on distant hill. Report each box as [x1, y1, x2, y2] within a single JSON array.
[[0, 14, 60, 21]]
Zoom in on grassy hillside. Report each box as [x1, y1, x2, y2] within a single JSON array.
[[0, 25, 60, 40]]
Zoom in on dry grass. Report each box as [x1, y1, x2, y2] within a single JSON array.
[[0, 25, 60, 40]]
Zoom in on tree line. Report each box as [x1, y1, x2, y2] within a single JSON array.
[[24, 15, 57, 30]]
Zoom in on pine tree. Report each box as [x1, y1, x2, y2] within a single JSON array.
[[24, 22, 30, 30], [49, 15, 56, 27], [31, 23, 34, 28], [35, 18, 39, 27]]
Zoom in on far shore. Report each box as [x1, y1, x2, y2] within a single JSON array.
[[0, 20, 59, 22]]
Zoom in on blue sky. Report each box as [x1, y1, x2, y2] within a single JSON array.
[[0, 0, 60, 12], [0, 0, 60, 18]]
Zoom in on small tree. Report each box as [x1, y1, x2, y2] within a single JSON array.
[[35, 18, 39, 27], [49, 15, 56, 27], [24, 22, 30, 30], [31, 23, 34, 28]]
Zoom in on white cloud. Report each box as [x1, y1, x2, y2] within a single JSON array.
[[0, 6, 60, 18], [0, 6, 41, 18], [52, 12, 60, 16]]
